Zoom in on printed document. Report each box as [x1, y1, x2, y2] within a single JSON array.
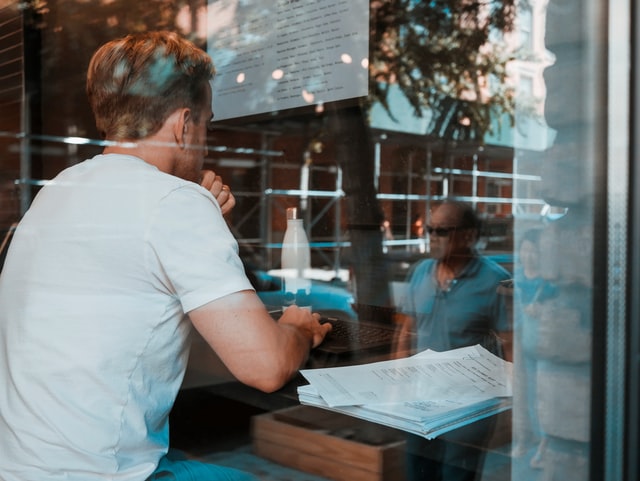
[[298, 383, 510, 439], [298, 345, 513, 439], [300, 345, 512, 407]]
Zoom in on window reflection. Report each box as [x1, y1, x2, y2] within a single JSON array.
[[0, 0, 615, 479]]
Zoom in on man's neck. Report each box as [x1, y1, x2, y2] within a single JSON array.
[[438, 252, 474, 279], [103, 138, 175, 175]]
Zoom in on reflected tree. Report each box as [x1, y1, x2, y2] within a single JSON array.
[[332, 0, 517, 322], [369, 0, 517, 140]]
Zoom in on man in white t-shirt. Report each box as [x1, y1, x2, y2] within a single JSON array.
[[0, 31, 331, 481]]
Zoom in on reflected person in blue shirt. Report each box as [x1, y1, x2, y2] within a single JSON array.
[[397, 200, 512, 360], [395, 200, 512, 481]]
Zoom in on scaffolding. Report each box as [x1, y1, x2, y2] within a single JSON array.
[[212, 129, 547, 275]]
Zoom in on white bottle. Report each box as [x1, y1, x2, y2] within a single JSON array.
[[281, 207, 312, 311]]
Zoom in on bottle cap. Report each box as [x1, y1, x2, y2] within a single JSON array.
[[286, 207, 298, 220]]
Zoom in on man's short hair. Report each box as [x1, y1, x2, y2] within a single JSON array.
[[86, 31, 215, 140], [440, 199, 482, 231]]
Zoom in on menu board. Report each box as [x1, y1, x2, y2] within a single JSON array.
[[207, 0, 369, 121]]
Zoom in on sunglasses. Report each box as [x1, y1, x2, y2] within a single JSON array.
[[426, 225, 460, 237]]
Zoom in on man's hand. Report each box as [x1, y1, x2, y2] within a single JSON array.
[[278, 306, 332, 349], [200, 169, 236, 215]]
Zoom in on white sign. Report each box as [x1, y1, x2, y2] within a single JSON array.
[[207, 0, 369, 120]]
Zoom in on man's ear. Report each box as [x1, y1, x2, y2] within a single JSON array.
[[173, 108, 191, 149]]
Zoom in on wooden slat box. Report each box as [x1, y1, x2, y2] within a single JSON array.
[[251, 405, 406, 481]]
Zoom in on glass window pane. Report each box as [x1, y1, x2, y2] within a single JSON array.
[[0, 0, 622, 480]]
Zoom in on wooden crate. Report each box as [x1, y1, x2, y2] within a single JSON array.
[[252, 405, 406, 481]]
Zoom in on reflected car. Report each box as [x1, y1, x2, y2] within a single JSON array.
[[244, 264, 357, 320]]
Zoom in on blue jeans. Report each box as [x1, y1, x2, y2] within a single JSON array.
[[147, 455, 258, 481]]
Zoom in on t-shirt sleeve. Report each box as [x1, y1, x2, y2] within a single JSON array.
[[145, 185, 254, 313]]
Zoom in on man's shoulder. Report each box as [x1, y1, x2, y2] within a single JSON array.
[[475, 254, 511, 280], [409, 257, 436, 276], [93, 153, 205, 195], [52, 154, 211, 209]]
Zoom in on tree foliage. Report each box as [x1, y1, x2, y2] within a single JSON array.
[[369, 0, 517, 141]]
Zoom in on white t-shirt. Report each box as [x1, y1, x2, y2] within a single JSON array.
[[0, 154, 253, 481]]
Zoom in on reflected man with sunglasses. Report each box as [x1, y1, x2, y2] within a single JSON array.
[[395, 200, 512, 481]]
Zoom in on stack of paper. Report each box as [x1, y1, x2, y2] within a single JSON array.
[[298, 345, 513, 439]]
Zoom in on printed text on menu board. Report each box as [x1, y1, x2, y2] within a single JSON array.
[[207, 0, 369, 120]]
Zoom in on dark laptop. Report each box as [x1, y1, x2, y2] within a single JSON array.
[[315, 316, 398, 356]]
